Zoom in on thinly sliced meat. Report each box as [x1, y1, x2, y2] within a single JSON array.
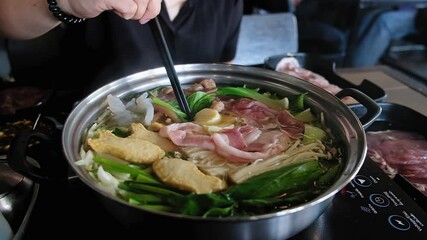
[[159, 122, 215, 150], [274, 57, 363, 104], [219, 126, 262, 149], [399, 163, 427, 175], [223, 98, 304, 138], [277, 111, 304, 139], [212, 133, 275, 163], [276, 57, 332, 89], [323, 84, 342, 95], [215, 129, 290, 163], [156, 80, 217, 102], [159, 122, 206, 135], [405, 176, 427, 184], [161, 122, 292, 163], [230, 98, 277, 124], [366, 129, 427, 195], [377, 140, 427, 166], [185, 79, 217, 94], [160, 97, 300, 163], [155, 86, 175, 101], [246, 130, 290, 152], [367, 130, 425, 145], [275, 56, 301, 72]]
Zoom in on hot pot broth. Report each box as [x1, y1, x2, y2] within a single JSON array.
[[77, 79, 344, 217]]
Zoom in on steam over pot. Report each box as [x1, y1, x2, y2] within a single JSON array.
[[61, 64, 380, 240]]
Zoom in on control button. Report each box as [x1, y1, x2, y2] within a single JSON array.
[[345, 190, 358, 198], [369, 193, 390, 208], [388, 215, 411, 231], [360, 206, 372, 214], [352, 175, 372, 187]]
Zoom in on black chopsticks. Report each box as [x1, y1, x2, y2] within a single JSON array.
[[149, 17, 193, 121]]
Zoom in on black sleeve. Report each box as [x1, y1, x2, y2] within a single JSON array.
[[221, 0, 244, 62]]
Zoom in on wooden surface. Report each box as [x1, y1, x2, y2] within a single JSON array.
[[337, 65, 427, 115]]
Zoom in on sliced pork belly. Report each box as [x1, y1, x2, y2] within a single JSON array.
[[275, 57, 357, 104], [223, 98, 304, 139], [159, 122, 216, 150], [212, 130, 290, 163], [367, 130, 427, 195], [159, 98, 301, 163]]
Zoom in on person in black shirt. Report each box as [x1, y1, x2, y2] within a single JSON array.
[[4, 0, 242, 114]]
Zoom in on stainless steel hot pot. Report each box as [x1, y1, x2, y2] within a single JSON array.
[[61, 63, 380, 240]]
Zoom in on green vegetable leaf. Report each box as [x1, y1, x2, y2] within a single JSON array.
[[121, 181, 183, 197], [93, 156, 160, 184], [294, 108, 316, 123], [202, 205, 235, 217], [152, 97, 187, 122], [317, 162, 343, 186], [170, 193, 235, 216], [121, 191, 165, 205], [280, 189, 323, 204], [216, 87, 288, 110], [186, 91, 214, 114], [139, 204, 173, 212], [111, 128, 130, 137], [240, 198, 283, 208], [302, 124, 327, 144], [226, 161, 325, 200], [288, 93, 307, 113]]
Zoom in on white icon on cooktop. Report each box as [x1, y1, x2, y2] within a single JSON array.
[[388, 215, 411, 231], [360, 206, 372, 213], [352, 175, 372, 187], [346, 190, 358, 198], [395, 219, 405, 226], [370, 193, 390, 208]]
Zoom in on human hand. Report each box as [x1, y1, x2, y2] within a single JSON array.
[[59, 0, 162, 24]]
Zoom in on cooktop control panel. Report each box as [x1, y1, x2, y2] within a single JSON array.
[[343, 158, 426, 236], [292, 158, 427, 240]]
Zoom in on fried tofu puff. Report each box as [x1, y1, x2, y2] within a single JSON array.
[[129, 123, 177, 152], [87, 131, 165, 164], [153, 157, 227, 194]]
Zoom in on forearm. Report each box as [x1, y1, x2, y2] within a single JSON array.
[[0, 0, 61, 40]]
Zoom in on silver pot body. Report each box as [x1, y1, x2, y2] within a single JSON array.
[[62, 64, 372, 240]]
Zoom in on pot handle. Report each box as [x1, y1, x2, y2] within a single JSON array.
[[7, 128, 68, 183], [335, 88, 382, 129]]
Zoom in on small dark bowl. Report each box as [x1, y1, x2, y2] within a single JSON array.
[[349, 102, 427, 210], [264, 53, 387, 103]]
